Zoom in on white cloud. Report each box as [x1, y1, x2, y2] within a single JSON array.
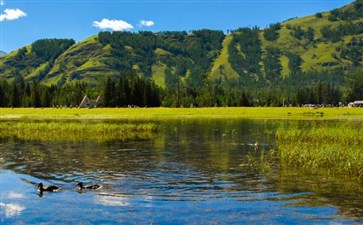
[[0, 8, 27, 22], [0, 0, 5, 6], [93, 19, 133, 31], [139, 20, 154, 27]]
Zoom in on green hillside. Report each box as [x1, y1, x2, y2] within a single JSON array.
[[0, 0, 362, 88]]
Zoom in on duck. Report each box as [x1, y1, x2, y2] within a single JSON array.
[[37, 182, 62, 192], [76, 182, 102, 191]]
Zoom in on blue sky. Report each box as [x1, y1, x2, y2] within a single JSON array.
[[0, 0, 354, 53]]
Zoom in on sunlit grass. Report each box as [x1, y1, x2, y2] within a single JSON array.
[[2, 107, 363, 121], [0, 121, 158, 142], [275, 121, 363, 178], [210, 34, 239, 81]]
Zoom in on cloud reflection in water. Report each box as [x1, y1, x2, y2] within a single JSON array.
[[0, 202, 25, 217], [7, 192, 25, 199], [96, 194, 130, 207]]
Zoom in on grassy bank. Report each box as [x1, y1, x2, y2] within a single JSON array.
[[2, 107, 363, 120], [275, 121, 363, 178], [0, 121, 158, 142]]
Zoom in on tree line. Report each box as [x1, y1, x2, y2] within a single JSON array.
[[0, 78, 85, 107], [0, 69, 362, 107]]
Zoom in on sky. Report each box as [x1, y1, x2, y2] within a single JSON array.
[[0, 0, 355, 53]]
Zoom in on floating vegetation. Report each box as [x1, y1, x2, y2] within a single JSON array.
[[0, 121, 158, 142], [275, 121, 363, 178]]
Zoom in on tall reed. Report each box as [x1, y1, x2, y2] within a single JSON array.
[[275, 121, 363, 178]]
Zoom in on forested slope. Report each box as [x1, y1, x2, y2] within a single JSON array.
[[0, 0, 362, 107]]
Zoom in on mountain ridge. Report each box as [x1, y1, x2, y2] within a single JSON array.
[[0, 0, 362, 87]]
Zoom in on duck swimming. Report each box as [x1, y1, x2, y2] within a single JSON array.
[[37, 182, 62, 192], [76, 182, 102, 191]]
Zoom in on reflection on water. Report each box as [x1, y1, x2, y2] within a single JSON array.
[[96, 194, 130, 207], [0, 202, 25, 217], [0, 119, 362, 224]]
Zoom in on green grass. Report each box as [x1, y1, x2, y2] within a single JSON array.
[[154, 48, 172, 56], [152, 62, 167, 88], [209, 35, 239, 81], [25, 62, 49, 80], [279, 55, 290, 78], [0, 121, 158, 142], [2, 107, 363, 121], [275, 121, 363, 178]]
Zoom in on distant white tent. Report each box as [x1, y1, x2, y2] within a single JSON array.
[[348, 100, 363, 107], [79, 95, 102, 108]]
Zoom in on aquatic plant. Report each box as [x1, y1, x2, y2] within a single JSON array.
[[0, 121, 158, 142], [275, 121, 363, 178], [241, 148, 277, 175]]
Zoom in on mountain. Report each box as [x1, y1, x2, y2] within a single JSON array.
[[0, 0, 362, 88], [0, 51, 6, 58]]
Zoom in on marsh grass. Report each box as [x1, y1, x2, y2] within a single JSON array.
[[275, 121, 363, 178], [241, 148, 277, 175], [0, 121, 158, 142]]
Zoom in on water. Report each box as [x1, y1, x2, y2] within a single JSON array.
[[0, 119, 362, 224]]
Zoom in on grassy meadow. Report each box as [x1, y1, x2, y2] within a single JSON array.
[[2, 107, 363, 121]]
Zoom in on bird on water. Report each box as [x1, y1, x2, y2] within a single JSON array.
[[76, 182, 102, 191], [37, 182, 62, 192]]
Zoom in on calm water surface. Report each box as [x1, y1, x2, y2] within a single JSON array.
[[0, 119, 362, 224]]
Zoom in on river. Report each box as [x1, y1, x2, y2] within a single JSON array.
[[0, 119, 362, 224]]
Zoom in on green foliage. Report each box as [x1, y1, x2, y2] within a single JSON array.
[[0, 78, 89, 107], [97, 30, 224, 78], [321, 22, 363, 43], [229, 27, 262, 77], [263, 23, 281, 41], [343, 70, 363, 102], [102, 72, 161, 107], [31, 39, 75, 61], [263, 47, 282, 80], [329, 0, 363, 21], [286, 52, 303, 76], [295, 82, 341, 105], [340, 46, 362, 66], [287, 25, 315, 44], [315, 12, 323, 18], [289, 26, 305, 40]]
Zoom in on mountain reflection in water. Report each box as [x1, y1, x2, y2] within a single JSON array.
[[0, 119, 362, 224]]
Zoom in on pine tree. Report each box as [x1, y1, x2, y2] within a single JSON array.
[[103, 77, 114, 107], [31, 81, 41, 107], [10, 82, 20, 107]]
